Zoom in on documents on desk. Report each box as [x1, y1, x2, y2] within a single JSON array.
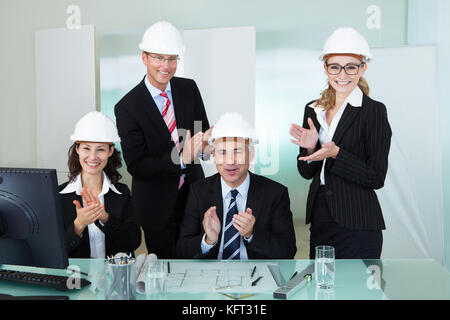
[[134, 254, 278, 294], [167, 261, 277, 293]]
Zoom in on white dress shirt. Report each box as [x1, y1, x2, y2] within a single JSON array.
[[59, 172, 121, 258], [308, 86, 363, 185], [201, 173, 253, 259]]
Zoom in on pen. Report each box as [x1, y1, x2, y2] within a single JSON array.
[[290, 271, 298, 280], [223, 293, 254, 300], [251, 276, 262, 286], [250, 266, 256, 279], [215, 285, 237, 290], [67, 267, 89, 277]]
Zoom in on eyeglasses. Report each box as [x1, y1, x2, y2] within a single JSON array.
[[146, 53, 179, 65], [325, 62, 365, 75]]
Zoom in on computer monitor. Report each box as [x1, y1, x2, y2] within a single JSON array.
[[0, 168, 68, 269]]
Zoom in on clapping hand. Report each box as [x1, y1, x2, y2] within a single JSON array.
[[232, 208, 255, 239], [289, 118, 319, 152], [182, 130, 204, 164], [202, 206, 221, 245], [80, 188, 109, 223], [72, 190, 104, 236], [297, 141, 340, 161]]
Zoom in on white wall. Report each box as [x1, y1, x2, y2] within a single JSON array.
[[408, 0, 450, 270], [35, 25, 96, 183], [368, 46, 443, 263]]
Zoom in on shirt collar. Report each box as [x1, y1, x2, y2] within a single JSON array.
[[221, 172, 250, 200], [309, 85, 363, 110], [144, 75, 171, 98], [59, 171, 121, 195]]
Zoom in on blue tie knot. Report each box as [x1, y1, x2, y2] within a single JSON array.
[[230, 189, 238, 200]]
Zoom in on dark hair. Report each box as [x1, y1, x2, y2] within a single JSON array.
[[67, 142, 122, 184]]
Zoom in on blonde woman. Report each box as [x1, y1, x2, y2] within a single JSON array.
[[290, 27, 392, 259]]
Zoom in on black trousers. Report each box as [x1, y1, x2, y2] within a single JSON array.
[[143, 181, 190, 259], [309, 186, 383, 259]]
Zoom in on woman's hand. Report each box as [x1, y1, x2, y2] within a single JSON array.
[[298, 141, 340, 161], [289, 118, 319, 153], [80, 188, 109, 224], [72, 200, 103, 236]]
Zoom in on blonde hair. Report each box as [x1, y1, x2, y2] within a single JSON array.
[[316, 54, 370, 110]]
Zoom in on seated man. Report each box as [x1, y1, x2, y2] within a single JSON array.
[[177, 112, 297, 259]]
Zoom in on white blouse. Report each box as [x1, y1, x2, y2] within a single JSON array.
[[308, 86, 363, 185]]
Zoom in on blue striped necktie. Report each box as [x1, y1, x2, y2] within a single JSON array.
[[222, 189, 240, 260]]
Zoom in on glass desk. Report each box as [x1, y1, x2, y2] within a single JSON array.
[[0, 259, 449, 300]]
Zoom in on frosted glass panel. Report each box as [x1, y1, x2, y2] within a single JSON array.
[[255, 48, 324, 221]]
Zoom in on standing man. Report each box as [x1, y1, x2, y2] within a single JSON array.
[[177, 113, 297, 259], [115, 21, 211, 258]]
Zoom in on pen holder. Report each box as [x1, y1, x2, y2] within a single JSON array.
[[105, 259, 136, 300]]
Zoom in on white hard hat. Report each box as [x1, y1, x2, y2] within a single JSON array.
[[139, 21, 184, 56], [70, 111, 121, 143], [209, 112, 258, 145], [319, 27, 372, 62]]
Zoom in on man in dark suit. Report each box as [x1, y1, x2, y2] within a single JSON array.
[[177, 113, 297, 259], [114, 21, 211, 258]]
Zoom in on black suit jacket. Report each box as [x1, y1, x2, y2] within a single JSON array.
[[59, 182, 142, 258], [298, 94, 392, 230], [114, 76, 210, 230], [176, 172, 297, 259]]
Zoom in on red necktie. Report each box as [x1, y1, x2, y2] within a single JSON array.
[[160, 92, 184, 189]]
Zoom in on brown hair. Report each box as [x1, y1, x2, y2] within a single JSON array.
[[316, 55, 370, 110], [67, 142, 123, 184]]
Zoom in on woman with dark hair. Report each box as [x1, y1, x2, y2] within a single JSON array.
[[289, 27, 392, 259], [59, 111, 141, 258]]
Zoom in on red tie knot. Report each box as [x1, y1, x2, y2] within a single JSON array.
[[160, 92, 168, 99]]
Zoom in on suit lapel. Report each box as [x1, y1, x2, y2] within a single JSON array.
[[332, 103, 361, 145], [245, 172, 261, 222], [206, 174, 223, 258], [212, 174, 224, 229], [137, 78, 173, 144], [170, 77, 187, 131]]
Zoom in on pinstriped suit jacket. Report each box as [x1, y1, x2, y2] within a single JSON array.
[[297, 94, 392, 230]]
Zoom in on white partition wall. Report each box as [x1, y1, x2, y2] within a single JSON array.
[[183, 26, 256, 177], [35, 25, 96, 183], [367, 46, 444, 263]]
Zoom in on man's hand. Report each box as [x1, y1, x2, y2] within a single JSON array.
[[202, 206, 221, 245], [201, 126, 214, 156], [182, 130, 204, 164], [232, 208, 255, 239]]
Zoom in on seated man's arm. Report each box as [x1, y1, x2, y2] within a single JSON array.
[[176, 187, 219, 259], [244, 186, 297, 259]]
